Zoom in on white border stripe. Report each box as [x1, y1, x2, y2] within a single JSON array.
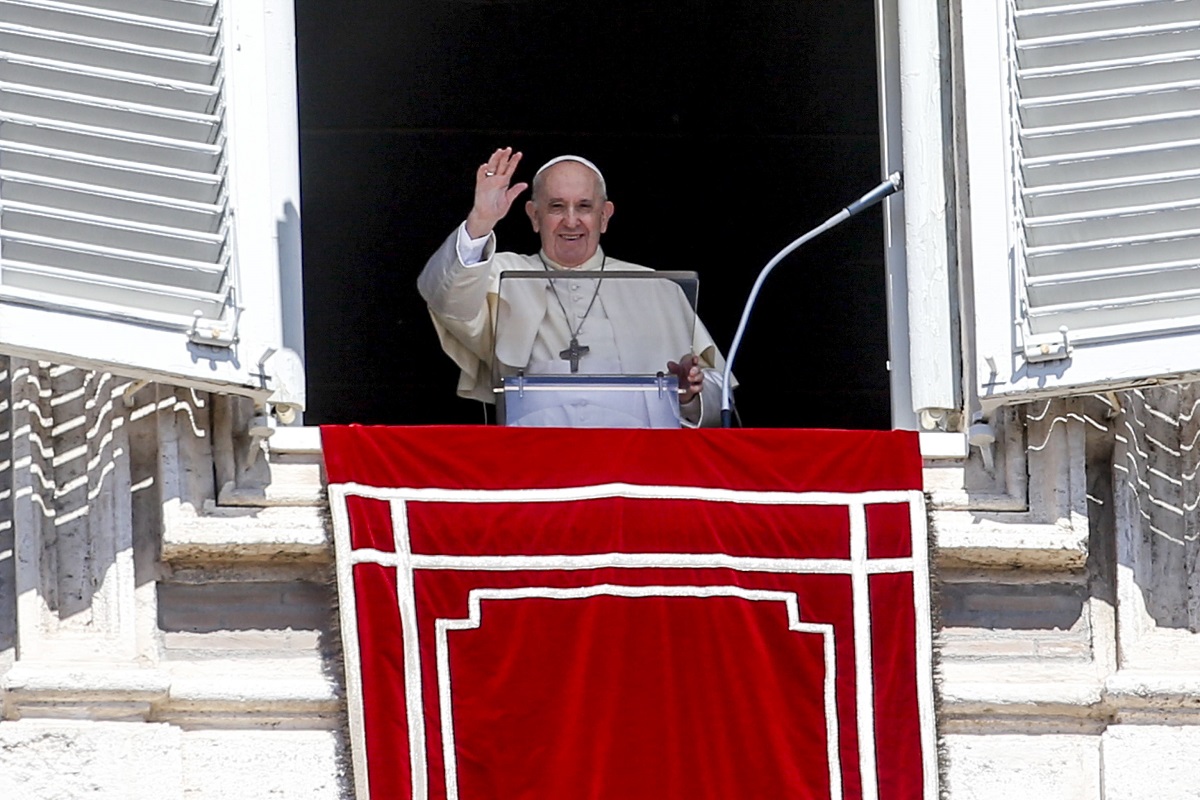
[[850, 502, 880, 800], [329, 485, 371, 800], [909, 492, 940, 799], [434, 614, 461, 800], [351, 549, 915, 575], [332, 480, 914, 506], [392, 500, 429, 800], [328, 482, 931, 800], [434, 585, 843, 800]]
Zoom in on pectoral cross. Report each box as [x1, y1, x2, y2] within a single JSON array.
[[559, 337, 590, 373]]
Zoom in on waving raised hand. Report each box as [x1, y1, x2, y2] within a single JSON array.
[[465, 147, 529, 239]]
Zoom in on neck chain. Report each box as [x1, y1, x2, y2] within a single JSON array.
[[538, 252, 606, 373]]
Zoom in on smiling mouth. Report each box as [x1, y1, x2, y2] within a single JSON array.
[[560, 234, 584, 241]]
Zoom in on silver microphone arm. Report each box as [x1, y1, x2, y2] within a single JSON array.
[[720, 172, 903, 427]]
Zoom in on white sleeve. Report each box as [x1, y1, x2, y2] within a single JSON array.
[[680, 368, 726, 428], [455, 223, 491, 266]]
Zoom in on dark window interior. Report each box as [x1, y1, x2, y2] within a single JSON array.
[[296, 0, 890, 428]]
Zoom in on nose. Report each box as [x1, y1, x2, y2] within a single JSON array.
[[564, 207, 581, 227]]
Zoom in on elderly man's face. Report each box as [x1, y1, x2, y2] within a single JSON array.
[[525, 162, 614, 268]]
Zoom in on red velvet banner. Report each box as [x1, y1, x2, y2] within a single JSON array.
[[323, 426, 935, 800]]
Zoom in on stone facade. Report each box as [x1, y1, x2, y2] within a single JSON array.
[[4, 361, 1200, 798], [0, 358, 343, 799], [938, 389, 1200, 798]]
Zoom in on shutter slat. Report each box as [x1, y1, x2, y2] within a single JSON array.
[[1028, 287, 1200, 331], [0, 0, 219, 54], [0, 0, 304, 409], [2, 260, 226, 318], [1019, 80, 1200, 127], [1, 114, 222, 171], [1015, 0, 1200, 39], [1025, 199, 1200, 245], [1, 82, 220, 141], [1017, 22, 1200, 68], [1027, 258, 1200, 305], [1023, 137, 1200, 183], [1019, 50, 1200, 97], [1026, 229, 1200, 274], [0, 53, 219, 114], [0, 230, 226, 291], [1011, 0, 1200, 345], [61, 0, 218, 27], [3, 202, 224, 261], [1, 172, 223, 231], [1024, 169, 1200, 215], [1021, 108, 1200, 157], [0, 141, 223, 203], [0, 24, 219, 84], [0, 0, 234, 335]]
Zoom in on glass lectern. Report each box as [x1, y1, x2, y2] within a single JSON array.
[[492, 270, 701, 428]]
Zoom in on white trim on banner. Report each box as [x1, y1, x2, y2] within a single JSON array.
[[849, 501, 880, 800], [331, 481, 915, 507], [328, 482, 935, 800], [434, 586, 842, 800], [329, 484, 371, 800], [390, 502, 428, 800]]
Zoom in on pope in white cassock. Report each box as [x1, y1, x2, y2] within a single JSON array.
[[418, 148, 730, 427]]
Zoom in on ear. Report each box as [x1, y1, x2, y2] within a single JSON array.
[[525, 200, 539, 231], [600, 200, 615, 233]]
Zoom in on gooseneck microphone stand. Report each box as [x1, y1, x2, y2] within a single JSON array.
[[720, 172, 904, 428]]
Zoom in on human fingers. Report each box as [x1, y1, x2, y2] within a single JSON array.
[[484, 148, 506, 175], [505, 182, 529, 205], [476, 161, 500, 187], [498, 149, 522, 177]]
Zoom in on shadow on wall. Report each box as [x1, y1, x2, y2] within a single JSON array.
[[1113, 384, 1200, 632], [278, 200, 305, 375], [1, 363, 161, 629], [0, 361, 13, 663]]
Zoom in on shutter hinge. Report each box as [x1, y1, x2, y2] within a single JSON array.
[[188, 311, 237, 346], [188, 289, 243, 347], [1023, 325, 1072, 363]]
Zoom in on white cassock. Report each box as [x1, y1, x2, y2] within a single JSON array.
[[418, 224, 730, 427]]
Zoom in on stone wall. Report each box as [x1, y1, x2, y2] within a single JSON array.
[[937, 389, 1200, 799], [6, 365, 1200, 798], [0, 359, 344, 799]]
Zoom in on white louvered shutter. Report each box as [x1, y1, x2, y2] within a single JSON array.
[[964, 0, 1200, 410], [0, 0, 303, 411]]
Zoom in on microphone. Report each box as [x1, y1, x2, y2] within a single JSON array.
[[720, 172, 904, 428]]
